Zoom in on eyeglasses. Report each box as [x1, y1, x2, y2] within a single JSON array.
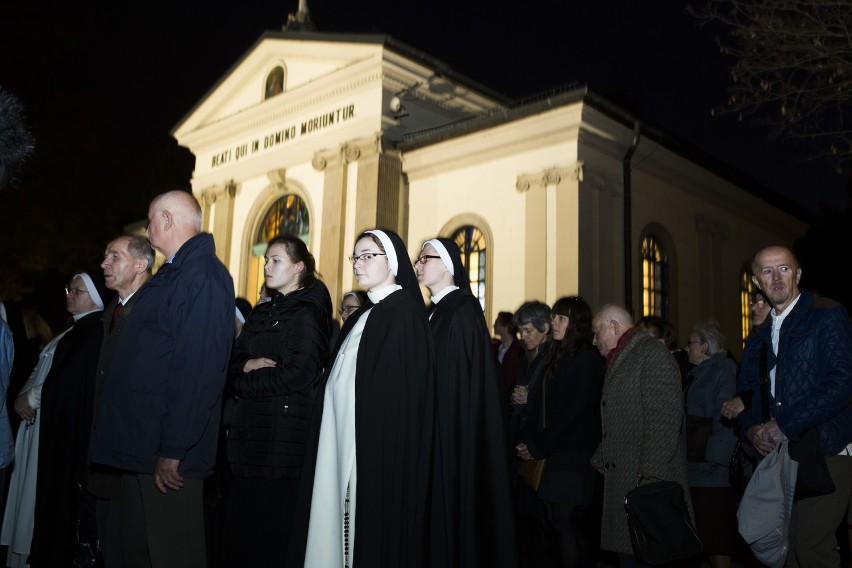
[[349, 252, 387, 264], [349, 252, 386, 264], [65, 287, 89, 296], [340, 305, 360, 315], [413, 255, 441, 266], [687, 340, 704, 345]]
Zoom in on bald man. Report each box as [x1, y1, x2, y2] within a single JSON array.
[[90, 191, 234, 568], [738, 245, 852, 567], [590, 304, 690, 565]]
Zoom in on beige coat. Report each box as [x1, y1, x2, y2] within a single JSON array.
[[592, 328, 691, 554]]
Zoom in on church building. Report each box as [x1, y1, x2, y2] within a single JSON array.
[[172, 24, 806, 356]]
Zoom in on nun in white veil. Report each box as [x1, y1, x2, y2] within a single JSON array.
[[289, 229, 435, 568]]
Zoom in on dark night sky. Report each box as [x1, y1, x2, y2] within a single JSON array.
[[0, 0, 848, 302]]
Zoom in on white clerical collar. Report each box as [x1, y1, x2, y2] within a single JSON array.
[[430, 285, 458, 304], [771, 293, 801, 322], [73, 308, 101, 321], [367, 284, 401, 304]]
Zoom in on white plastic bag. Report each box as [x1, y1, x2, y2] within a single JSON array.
[[737, 437, 798, 568]]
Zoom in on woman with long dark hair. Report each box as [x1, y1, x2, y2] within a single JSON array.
[[516, 296, 604, 567], [289, 229, 435, 568], [224, 235, 332, 566]]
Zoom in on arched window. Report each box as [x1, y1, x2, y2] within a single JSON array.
[[641, 234, 669, 319], [264, 66, 285, 100], [248, 194, 309, 302], [740, 267, 752, 344], [740, 264, 762, 345], [451, 225, 487, 311]]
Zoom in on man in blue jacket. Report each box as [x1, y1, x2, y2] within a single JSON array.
[[90, 190, 234, 568], [738, 245, 852, 567]]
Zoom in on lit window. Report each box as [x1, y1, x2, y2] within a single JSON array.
[[451, 225, 487, 311], [740, 265, 759, 345], [641, 234, 669, 319]]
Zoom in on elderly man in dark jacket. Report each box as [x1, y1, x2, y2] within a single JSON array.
[[90, 191, 234, 568], [738, 245, 852, 567]]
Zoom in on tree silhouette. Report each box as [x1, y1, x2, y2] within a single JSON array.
[[691, 0, 852, 175]]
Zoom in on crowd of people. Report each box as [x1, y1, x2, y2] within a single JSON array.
[[0, 191, 850, 568]]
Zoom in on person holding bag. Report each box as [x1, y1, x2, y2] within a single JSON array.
[[737, 246, 852, 567], [590, 304, 694, 568], [517, 296, 604, 567]]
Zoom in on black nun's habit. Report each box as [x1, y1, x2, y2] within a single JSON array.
[[422, 238, 519, 568]]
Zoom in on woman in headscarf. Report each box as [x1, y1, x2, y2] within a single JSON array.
[[415, 237, 517, 567], [2, 272, 109, 568], [516, 296, 604, 567], [224, 235, 332, 566], [289, 229, 435, 568]]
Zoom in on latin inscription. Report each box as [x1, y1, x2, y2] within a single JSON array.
[[209, 103, 356, 169]]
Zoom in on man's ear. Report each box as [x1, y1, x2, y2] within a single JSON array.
[[135, 258, 149, 275], [161, 209, 173, 231], [751, 275, 762, 291]]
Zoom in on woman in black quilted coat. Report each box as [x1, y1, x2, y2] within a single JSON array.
[[223, 234, 332, 567]]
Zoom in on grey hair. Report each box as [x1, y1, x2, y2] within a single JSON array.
[[513, 300, 552, 333], [124, 234, 155, 274], [693, 320, 727, 356]]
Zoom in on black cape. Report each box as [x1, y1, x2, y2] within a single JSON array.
[[29, 310, 103, 567], [287, 286, 435, 568], [427, 288, 518, 567]]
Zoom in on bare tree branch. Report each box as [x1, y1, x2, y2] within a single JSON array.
[[690, 0, 852, 170]]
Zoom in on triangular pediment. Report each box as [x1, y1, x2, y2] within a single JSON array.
[[174, 31, 508, 150], [173, 32, 389, 138]]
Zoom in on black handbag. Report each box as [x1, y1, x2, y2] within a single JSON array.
[[624, 479, 703, 565]]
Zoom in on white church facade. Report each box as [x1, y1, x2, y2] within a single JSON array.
[[172, 30, 806, 356]]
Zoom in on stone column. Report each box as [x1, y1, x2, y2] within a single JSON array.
[[695, 213, 729, 319], [314, 149, 348, 306], [199, 181, 237, 266], [516, 163, 583, 304]]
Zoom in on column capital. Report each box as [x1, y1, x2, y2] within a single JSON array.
[[516, 162, 584, 192], [695, 214, 729, 240]]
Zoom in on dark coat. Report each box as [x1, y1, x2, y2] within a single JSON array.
[[29, 310, 103, 567], [227, 281, 331, 478], [492, 338, 524, 390], [738, 289, 852, 454], [520, 346, 604, 504], [90, 233, 235, 478], [88, 290, 145, 500], [427, 289, 517, 568], [288, 287, 435, 568]]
